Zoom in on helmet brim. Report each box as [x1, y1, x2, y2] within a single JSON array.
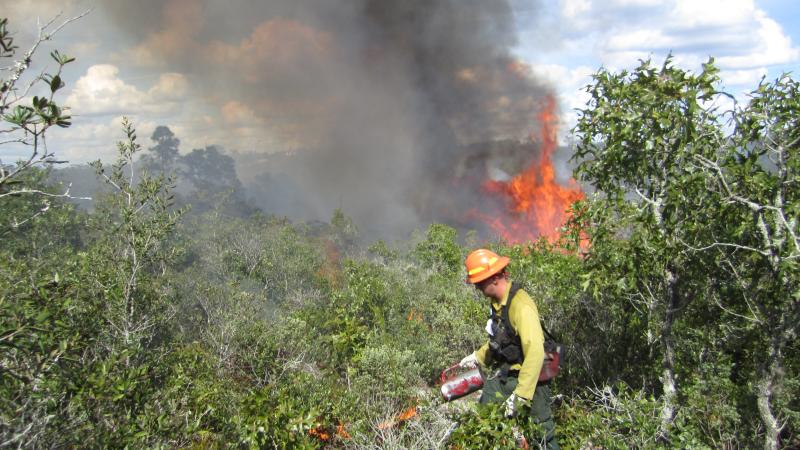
[[466, 256, 510, 284]]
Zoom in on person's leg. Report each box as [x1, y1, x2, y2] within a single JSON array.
[[479, 371, 515, 404], [529, 384, 560, 450]]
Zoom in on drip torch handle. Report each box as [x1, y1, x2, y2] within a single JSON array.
[[439, 363, 462, 384]]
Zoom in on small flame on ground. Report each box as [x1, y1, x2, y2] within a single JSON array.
[[308, 421, 351, 441], [470, 96, 583, 244], [377, 405, 418, 430]]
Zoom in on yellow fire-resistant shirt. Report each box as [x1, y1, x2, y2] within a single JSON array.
[[473, 283, 545, 400]]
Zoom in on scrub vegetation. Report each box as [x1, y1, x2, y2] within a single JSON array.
[[1, 17, 798, 449]]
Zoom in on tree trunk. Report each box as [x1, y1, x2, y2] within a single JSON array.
[[658, 270, 678, 442], [658, 310, 677, 440], [757, 329, 785, 450]]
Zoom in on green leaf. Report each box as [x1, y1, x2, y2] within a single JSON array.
[[50, 49, 75, 65], [50, 75, 63, 92]]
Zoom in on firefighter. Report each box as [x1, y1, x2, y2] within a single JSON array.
[[460, 248, 560, 449]]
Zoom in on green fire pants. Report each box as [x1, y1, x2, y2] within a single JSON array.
[[479, 373, 560, 450]]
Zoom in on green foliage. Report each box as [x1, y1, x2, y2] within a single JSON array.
[[368, 239, 400, 261], [447, 402, 543, 449], [1, 167, 84, 240], [143, 344, 238, 445], [321, 259, 392, 365], [413, 223, 464, 280], [0, 260, 84, 446], [1, 57, 73, 129], [0, 18, 17, 58], [716, 74, 800, 448], [574, 56, 723, 197], [572, 57, 799, 448], [557, 385, 663, 449], [572, 58, 732, 441], [235, 369, 356, 449], [177, 144, 252, 216], [330, 207, 358, 249], [146, 125, 181, 170], [188, 214, 324, 304], [1, 17, 77, 234], [679, 359, 746, 448], [137, 125, 252, 217], [350, 342, 422, 407], [3, 36, 798, 449], [87, 118, 185, 350]]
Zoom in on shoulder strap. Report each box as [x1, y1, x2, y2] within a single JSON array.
[[503, 282, 558, 342], [500, 283, 521, 336]]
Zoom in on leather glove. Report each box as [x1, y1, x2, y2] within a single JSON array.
[[459, 353, 478, 368], [504, 393, 528, 418]]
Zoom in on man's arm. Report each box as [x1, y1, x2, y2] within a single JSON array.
[[510, 290, 545, 400], [474, 342, 490, 365]]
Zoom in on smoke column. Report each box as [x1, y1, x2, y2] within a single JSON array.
[[101, 0, 555, 239]]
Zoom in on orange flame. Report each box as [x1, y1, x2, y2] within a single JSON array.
[[406, 308, 423, 322], [308, 425, 330, 441], [377, 405, 418, 430], [308, 421, 351, 441], [472, 96, 583, 244], [336, 423, 351, 439]]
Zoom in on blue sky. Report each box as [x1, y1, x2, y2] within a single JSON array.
[[761, 0, 800, 43], [5, 0, 800, 163], [511, 0, 800, 139]]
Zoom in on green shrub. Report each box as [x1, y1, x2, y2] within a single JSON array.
[[351, 342, 423, 408], [447, 402, 543, 449]]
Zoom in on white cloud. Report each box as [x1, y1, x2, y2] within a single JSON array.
[[561, 0, 591, 20], [717, 14, 800, 68], [613, 0, 661, 6], [56, 64, 283, 163], [514, 0, 799, 133], [66, 64, 189, 116], [529, 64, 594, 96], [148, 73, 190, 101], [55, 115, 158, 163], [535, 0, 800, 132], [605, 29, 673, 52], [600, 50, 652, 71], [554, 0, 799, 76], [721, 67, 768, 87], [66, 65, 143, 115], [670, 0, 755, 28]]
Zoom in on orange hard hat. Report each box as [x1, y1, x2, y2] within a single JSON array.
[[465, 248, 510, 284]]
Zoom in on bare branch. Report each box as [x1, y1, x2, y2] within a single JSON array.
[[8, 200, 50, 228], [0, 137, 27, 146], [4, 68, 46, 108], [1, 420, 35, 447], [693, 153, 799, 258], [633, 188, 658, 208], [680, 238, 770, 257], [95, 169, 122, 192], [0, 184, 91, 201], [712, 287, 762, 324], [722, 258, 763, 323], [1, 12, 65, 103]]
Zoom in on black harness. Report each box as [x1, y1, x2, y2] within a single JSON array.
[[488, 283, 558, 377]]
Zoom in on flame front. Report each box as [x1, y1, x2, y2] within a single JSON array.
[[472, 96, 584, 244]]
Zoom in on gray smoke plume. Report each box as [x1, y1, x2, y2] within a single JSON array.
[[100, 0, 554, 239]]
